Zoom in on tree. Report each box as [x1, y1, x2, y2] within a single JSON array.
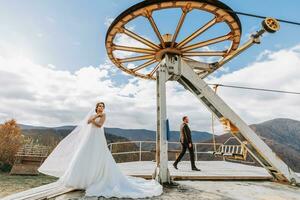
[[0, 119, 23, 169]]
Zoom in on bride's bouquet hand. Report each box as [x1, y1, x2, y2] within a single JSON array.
[[88, 115, 97, 124], [87, 114, 103, 124], [97, 113, 103, 117]]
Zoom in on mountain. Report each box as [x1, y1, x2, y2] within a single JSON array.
[[20, 124, 75, 130], [18, 118, 300, 172], [250, 118, 300, 172], [19, 124, 49, 130], [251, 118, 300, 152], [207, 118, 300, 172], [20, 125, 129, 147], [104, 128, 212, 142], [19, 124, 212, 144], [19, 125, 212, 163]]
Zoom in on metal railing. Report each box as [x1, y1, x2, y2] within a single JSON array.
[[107, 141, 155, 162], [107, 141, 223, 162], [16, 144, 49, 157], [168, 141, 223, 161]]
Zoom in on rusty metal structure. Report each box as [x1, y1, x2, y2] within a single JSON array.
[[106, 0, 298, 186], [106, 0, 242, 80]]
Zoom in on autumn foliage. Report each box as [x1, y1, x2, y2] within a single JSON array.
[[0, 119, 23, 167]]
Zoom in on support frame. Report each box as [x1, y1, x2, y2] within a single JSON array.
[[157, 54, 300, 185]]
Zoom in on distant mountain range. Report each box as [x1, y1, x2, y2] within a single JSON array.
[[20, 124, 212, 144], [208, 118, 300, 172], [18, 118, 300, 172], [104, 128, 212, 142]]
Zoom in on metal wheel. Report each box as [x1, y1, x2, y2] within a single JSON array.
[[106, 0, 242, 80], [262, 17, 280, 33]]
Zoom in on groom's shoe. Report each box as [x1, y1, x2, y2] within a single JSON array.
[[192, 166, 201, 171], [173, 163, 178, 170]]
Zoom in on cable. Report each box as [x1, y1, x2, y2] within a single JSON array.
[[225, 10, 300, 26], [208, 84, 300, 95]]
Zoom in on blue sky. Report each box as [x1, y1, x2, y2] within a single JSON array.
[[1, 0, 299, 72], [0, 0, 300, 132]]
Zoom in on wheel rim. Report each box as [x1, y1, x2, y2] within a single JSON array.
[[106, 0, 242, 80]]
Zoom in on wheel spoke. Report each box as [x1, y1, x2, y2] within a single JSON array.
[[131, 59, 157, 72], [118, 55, 155, 63], [193, 66, 210, 71], [113, 45, 156, 54], [197, 71, 208, 75], [182, 56, 196, 62], [171, 10, 188, 48], [176, 17, 218, 48], [181, 33, 232, 52], [148, 62, 160, 77], [182, 56, 205, 64], [182, 51, 226, 57], [105, 1, 242, 80], [122, 27, 160, 50], [183, 57, 212, 71], [145, 11, 166, 48]]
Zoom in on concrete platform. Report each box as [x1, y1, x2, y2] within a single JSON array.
[[118, 161, 273, 181], [2, 161, 299, 200], [49, 180, 300, 200]]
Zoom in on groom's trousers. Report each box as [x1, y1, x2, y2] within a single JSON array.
[[174, 142, 196, 168]]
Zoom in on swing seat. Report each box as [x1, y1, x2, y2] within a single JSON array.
[[223, 153, 234, 157], [213, 144, 247, 161], [207, 151, 223, 156], [213, 151, 223, 156], [224, 153, 244, 160]]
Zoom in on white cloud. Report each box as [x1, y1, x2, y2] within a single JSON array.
[[0, 41, 300, 134], [0, 54, 114, 125], [113, 32, 148, 59], [241, 25, 260, 43], [0, 51, 210, 132], [209, 44, 300, 126], [104, 17, 114, 28]]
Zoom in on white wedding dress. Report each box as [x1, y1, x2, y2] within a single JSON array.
[[3, 110, 162, 199]]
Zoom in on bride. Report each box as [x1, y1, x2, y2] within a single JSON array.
[[40, 102, 163, 198], [5, 102, 162, 199]]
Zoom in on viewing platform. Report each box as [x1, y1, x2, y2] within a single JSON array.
[[2, 141, 299, 200], [118, 161, 273, 181]]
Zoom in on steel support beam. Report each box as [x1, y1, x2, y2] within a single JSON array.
[[170, 55, 299, 185], [154, 61, 171, 184]]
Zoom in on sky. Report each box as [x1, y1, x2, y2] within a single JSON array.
[[0, 0, 300, 134]]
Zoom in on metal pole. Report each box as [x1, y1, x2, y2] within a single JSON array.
[[139, 141, 142, 161], [159, 64, 170, 183], [194, 144, 198, 161], [154, 62, 170, 184], [156, 73, 160, 166]]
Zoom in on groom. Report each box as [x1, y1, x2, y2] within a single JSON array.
[[173, 116, 200, 171]]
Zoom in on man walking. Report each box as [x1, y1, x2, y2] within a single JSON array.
[[173, 116, 200, 171]]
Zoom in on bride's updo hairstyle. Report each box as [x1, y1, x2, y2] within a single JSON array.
[[95, 102, 105, 112]]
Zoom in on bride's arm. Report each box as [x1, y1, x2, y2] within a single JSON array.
[[87, 114, 99, 124], [90, 113, 106, 128]]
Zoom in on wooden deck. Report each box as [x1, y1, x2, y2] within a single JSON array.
[[118, 161, 273, 181]]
